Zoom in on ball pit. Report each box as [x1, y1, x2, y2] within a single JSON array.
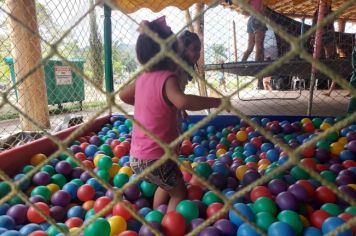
[[0, 115, 355, 235]]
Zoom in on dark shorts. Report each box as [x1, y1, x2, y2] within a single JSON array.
[[130, 157, 183, 191], [247, 16, 268, 34]]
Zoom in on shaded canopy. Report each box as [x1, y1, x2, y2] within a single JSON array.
[[110, 0, 356, 22]]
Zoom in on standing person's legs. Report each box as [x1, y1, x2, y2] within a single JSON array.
[[242, 33, 255, 62], [255, 30, 266, 62]]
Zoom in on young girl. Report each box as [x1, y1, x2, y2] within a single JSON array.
[[119, 16, 222, 212]]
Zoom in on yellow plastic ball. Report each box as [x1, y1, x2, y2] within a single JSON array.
[[47, 183, 60, 193], [119, 166, 133, 176], [235, 165, 248, 181], [180, 161, 192, 171], [320, 123, 332, 131], [108, 216, 127, 236], [236, 131, 248, 142], [258, 164, 269, 171], [93, 154, 105, 167], [330, 142, 344, 155], [301, 118, 312, 124], [347, 184, 356, 190], [338, 137, 348, 146], [191, 162, 198, 169], [30, 153, 47, 166], [112, 157, 119, 164], [70, 227, 80, 234], [216, 148, 226, 157], [108, 163, 120, 178]]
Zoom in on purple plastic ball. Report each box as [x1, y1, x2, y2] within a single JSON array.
[[55, 161, 72, 176], [336, 175, 354, 186], [282, 124, 294, 134], [329, 164, 344, 174], [268, 179, 288, 195], [50, 206, 66, 222], [32, 171, 51, 186], [208, 172, 227, 190], [346, 131, 356, 142], [6, 204, 28, 225], [124, 184, 141, 202], [226, 177, 238, 190], [288, 184, 308, 202], [134, 198, 151, 210], [276, 191, 299, 211], [89, 136, 101, 146], [71, 167, 84, 179], [80, 171, 92, 182], [192, 200, 207, 218], [315, 149, 330, 163], [214, 219, 237, 236], [156, 204, 168, 214], [70, 145, 82, 154], [51, 190, 71, 207], [241, 170, 261, 186], [190, 218, 204, 230], [347, 140, 356, 152], [219, 155, 232, 166], [139, 221, 161, 236], [199, 226, 220, 236], [337, 185, 356, 205], [29, 196, 46, 203]]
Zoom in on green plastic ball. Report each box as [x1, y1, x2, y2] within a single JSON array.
[[51, 174, 67, 188], [31, 186, 51, 201], [326, 132, 339, 143], [71, 178, 84, 186], [98, 155, 113, 170], [222, 128, 230, 137], [124, 119, 132, 128], [100, 144, 114, 157], [284, 134, 294, 143], [220, 137, 230, 148], [84, 218, 110, 236], [58, 153, 68, 161], [47, 223, 69, 236], [85, 208, 96, 220], [320, 170, 336, 182], [119, 137, 126, 142], [66, 157, 78, 168], [253, 197, 277, 215], [256, 212, 276, 232], [0, 182, 11, 198], [41, 165, 55, 176], [176, 200, 199, 223], [22, 165, 34, 174], [290, 166, 309, 180], [140, 181, 157, 198], [97, 170, 110, 182], [321, 203, 343, 216], [202, 191, 223, 206], [194, 162, 212, 179], [316, 140, 331, 151], [8, 195, 24, 205], [277, 210, 303, 235], [345, 206, 356, 215], [113, 173, 129, 188], [245, 156, 258, 163], [145, 210, 164, 223], [312, 117, 323, 128]]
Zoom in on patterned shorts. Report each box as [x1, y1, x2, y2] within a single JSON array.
[[129, 157, 183, 191]]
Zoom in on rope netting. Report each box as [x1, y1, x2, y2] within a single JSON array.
[[0, 0, 355, 235]]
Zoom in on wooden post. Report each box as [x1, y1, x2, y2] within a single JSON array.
[[195, 3, 208, 97], [232, 20, 238, 62], [7, 0, 50, 130], [184, 9, 194, 33], [337, 19, 346, 32]]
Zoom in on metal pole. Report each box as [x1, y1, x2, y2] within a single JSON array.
[[104, 4, 114, 93], [307, 0, 326, 116]]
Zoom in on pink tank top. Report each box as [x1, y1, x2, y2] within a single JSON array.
[[130, 70, 179, 160], [250, 0, 263, 13]]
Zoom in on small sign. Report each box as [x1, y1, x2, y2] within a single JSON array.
[[55, 66, 72, 85]]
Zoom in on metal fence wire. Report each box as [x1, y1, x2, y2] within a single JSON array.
[[0, 0, 355, 235]]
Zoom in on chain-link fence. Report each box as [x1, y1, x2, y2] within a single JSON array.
[[0, 0, 355, 235]]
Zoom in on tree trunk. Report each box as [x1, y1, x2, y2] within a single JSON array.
[[194, 3, 207, 97], [89, 0, 104, 87], [184, 9, 194, 32], [7, 0, 50, 130]]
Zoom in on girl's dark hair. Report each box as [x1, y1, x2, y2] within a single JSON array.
[[179, 30, 200, 50], [136, 20, 177, 71]]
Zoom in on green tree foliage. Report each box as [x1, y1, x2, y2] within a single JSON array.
[[210, 43, 228, 63]]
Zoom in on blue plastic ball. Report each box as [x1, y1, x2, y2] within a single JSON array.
[[0, 215, 15, 230], [119, 156, 130, 166], [209, 140, 218, 150], [322, 217, 352, 236], [237, 223, 260, 236], [19, 223, 41, 235], [40, 222, 50, 231], [118, 125, 129, 133], [0, 228, 6, 234], [261, 118, 270, 127], [138, 207, 152, 217], [206, 125, 216, 134], [194, 145, 205, 157], [207, 154, 217, 160], [67, 206, 85, 219], [13, 174, 30, 191], [86, 178, 104, 192], [0, 230, 21, 236], [244, 143, 257, 154], [340, 150, 355, 161], [62, 183, 79, 200], [84, 145, 98, 158], [127, 219, 142, 232], [192, 136, 202, 144], [228, 203, 254, 227], [267, 148, 280, 162], [268, 221, 296, 236], [261, 143, 274, 152], [0, 204, 10, 215], [302, 227, 322, 236]]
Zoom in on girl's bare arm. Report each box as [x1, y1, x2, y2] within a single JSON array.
[[119, 81, 136, 105]]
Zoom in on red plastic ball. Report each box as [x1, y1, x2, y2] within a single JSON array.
[[206, 203, 226, 220], [80, 142, 89, 151], [65, 217, 83, 228], [296, 180, 315, 197], [250, 137, 262, 149], [182, 171, 192, 182], [245, 127, 254, 133], [113, 201, 133, 220], [27, 202, 50, 223], [29, 231, 48, 236], [110, 140, 121, 149], [315, 186, 336, 203], [180, 144, 193, 156], [302, 146, 315, 158], [82, 160, 94, 169], [113, 145, 126, 158], [300, 158, 317, 170], [316, 164, 328, 172], [226, 133, 236, 142], [94, 196, 112, 215], [118, 231, 139, 236], [120, 141, 131, 152], [310, 210, 330, 228], [207, 160, 215, 166], [77, 184, 95, 202], [259, 152, 267, 159], [246, 162, 257, 169], [187, 185, 203, 200], [343, 160, 356, 168], [338, 213, 356, 233], [75, 152, 86, 161], [303, 122, 315, 133], [216, 144, 227, 150], [250, 186, 273, 202], [161, 211, 187, 236]]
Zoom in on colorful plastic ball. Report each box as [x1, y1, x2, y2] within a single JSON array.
[[228, 203, 254, 227], [28, 230, 49, 236], [237, 222, 260, 236], [0, 203, 10, 215], [108, 216, 127, 235], [6, 204, 28, 225], [65, 217, 83, 228], [119, 166, 133, 177], [340, 150, 355, 161], [55, 161, 72, 176], [96, 169, 110, 182], [255, 211, 275, 232], [113, 201, 132, 220], [241, 169, 261, 186], [193, 145, 205, 157], [118, 230, 138, 236], [67, 206, 85, 219], [124, 184, 141, 202], [347, 140, 356, 153], [187, 185, 203, 201], [253, 197, 277, 215], [236, 131, 247, 142], [62, 183, 79, 200], [315, 186, 336, 203], [113, 173, 129, 188], [206, 203, 226, 220], [98, 155, 113, 170], [235, 165, 249, 181], [93, 196, 112, 215], [330, 142, 344, 155], [31, 186, 51, 202], [0, 215, 15, 229], [194, 162, 212, 179], [138, 221, 161, 236], [50, 190, 71, 207], [198, 226, 220, 236], [77, 184, 95, 202], [139, 181, 157, 198], [322, 217, 352, 236], [310, 210, 331, 228], [32, 172, 51, 186], [277, 210, 303, 234], [84, 218, 110, 236], [21, 224, 43, 236], [176, 200, 199, 223], [51, 174, 67, 188], [31, 154, 47, 166], [250, 186, 272, 202], [27, 202, 50, 224], [13, 174, 30, 191], [275, 191, 299, 211], [268, 221, 296, 236], [213, 218, 237, 236], [202, 191, 223, 206], [161, 211, 186, 236], [288, 183, 308, 202], [302, 227, 322, 236], [320, 203, 342, 216]]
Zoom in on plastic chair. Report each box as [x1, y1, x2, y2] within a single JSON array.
[[291, 77, 305, 90]]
